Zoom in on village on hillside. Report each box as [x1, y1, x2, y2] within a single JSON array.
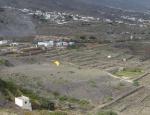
[[0, 36, 76, 57]]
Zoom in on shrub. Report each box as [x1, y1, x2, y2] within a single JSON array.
[[89, 36, 97, 40], [96, 110, 117, 115], [0, 78, 49, 109], [0, 59, 6, 65], [133, 80, 140, 86], [67, 45, 78, 49], [80, 36, 86, 40], [58, 95, 89, 106], [0, 59, 12, 66]]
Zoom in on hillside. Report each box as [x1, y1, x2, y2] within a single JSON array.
[[1, 1, 150, 115], [0, 0, 93, 13], [1, 0, 150, 39], [1, 0, 150, 13], [83, 0, 150, 12]]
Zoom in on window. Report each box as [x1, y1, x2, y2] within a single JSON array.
[[24, 101, 27, 104]]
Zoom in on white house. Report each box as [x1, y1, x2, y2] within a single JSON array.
[[15, 95, 32, 111], [0, 40, 8, 45], [107, 55, 112, 59], [10, 42, 19, 47], [123, 58, 127, 62], [56, 42, 68, 47], [56, 42, 63, 47], [38, 41, 54, 47], [69, 42, 75, 46], [62, 42, 68, 47]]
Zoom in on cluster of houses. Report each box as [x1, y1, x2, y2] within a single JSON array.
[[0, 39, 75, 48], [18, 8, 99, 25], [0, 40, 19, 46], [0, 39, 76, 56], [37, 40, 75, 48], [0, 40, 9, 45]]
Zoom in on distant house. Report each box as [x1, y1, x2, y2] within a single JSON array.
[[69, 42, 75, 46], [15, 95, 32, 111], [38, 41, 54, 47], [62, 42, 69, 47], [107, 55, 112, 59], [0, 40, 8, 45], [56, 42, 62, 47], [38, 40, 74, 48], [56, 41, 68, 47], [10, 42, 19, 47]]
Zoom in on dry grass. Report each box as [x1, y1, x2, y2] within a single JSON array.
[[0, 109, 17, 115], [24, 110, 68, 115]]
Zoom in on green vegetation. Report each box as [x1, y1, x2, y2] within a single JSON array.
[[133, 80, 140, 86], [114, 68, 144, 78], [89, 36, 97, 40], [96, 110, 117, 115], [0, 78, 49, 109], [58, 95, 89, 106], [0, 78, 92, 110], [20, 89, 49, 109], [58, 95, 92, 109], [67, 44, 79, 49], [106, 96, 113, 101], [80, 35, 87, 41], [0, 59, 7, 65], [103, 96, 113, 103], [0, 79, 21, 100], [0, 58, 12, 66], [88, 80, 97, 88]]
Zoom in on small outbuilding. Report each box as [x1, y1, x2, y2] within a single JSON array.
[[10, 42, 19, 47], [56, 41, 68, 47], [0, 40, 8, 45], [38, 41, 54, 47], [107, 55, 112, 59], [68, 42, 75, 46], [15, 95, 32, 111], [123, 58, 127, 62]]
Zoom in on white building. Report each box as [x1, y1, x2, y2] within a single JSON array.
[[15, 95, 32, 111], [107, 55, 112, 59], [56, 42, 63, 47], [123, 58, 127, 62], [0, 40, 8, 45], [38, 41, 54, 47], [62, 42, 68, 47], [69, 42, 75, 46], [10, 42, 19, 46], [56, 42, 68, 47]]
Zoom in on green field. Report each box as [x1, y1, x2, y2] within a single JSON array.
[[114, 68, 144, 78]]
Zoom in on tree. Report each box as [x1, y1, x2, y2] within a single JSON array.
[[80, 35, 86, 40]]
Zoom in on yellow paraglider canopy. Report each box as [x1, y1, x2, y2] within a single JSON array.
[[53, 60, 60, 66]]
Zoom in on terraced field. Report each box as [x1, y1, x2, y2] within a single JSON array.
[[1, 43, 150, 114], [43, 44, 137, 70]]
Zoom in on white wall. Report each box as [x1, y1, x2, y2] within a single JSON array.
[[15, 97, 32, 111], [15, 98, 23, 107], [0, 40, 8, 45]]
